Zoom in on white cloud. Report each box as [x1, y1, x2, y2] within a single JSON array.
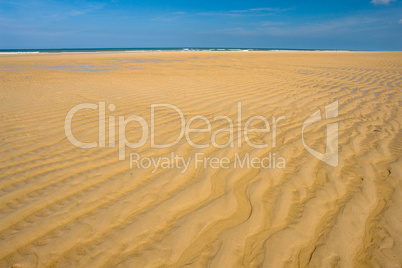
[[230, 7, 293, 13], [68, 3, 106, 17], [197, 7, 293, 17], [371, 0, 395, 5], [230, 8, 276, 13], [172, 11, 187, 15], [70, 10, 85, 16]]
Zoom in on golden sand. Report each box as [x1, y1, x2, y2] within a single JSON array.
[[0, 51, 401, 267]]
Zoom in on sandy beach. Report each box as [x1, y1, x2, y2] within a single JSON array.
[[0, 51, 401, 267]]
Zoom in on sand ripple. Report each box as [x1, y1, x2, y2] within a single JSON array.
[[0, 51, 401, 267]]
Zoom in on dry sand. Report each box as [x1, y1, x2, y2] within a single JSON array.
[[0, 51, 401, 267]]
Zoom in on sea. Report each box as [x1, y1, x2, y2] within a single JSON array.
[[0, 47, 349, 54]]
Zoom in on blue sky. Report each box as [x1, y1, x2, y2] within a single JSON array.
[[0, 0, 401, 50]]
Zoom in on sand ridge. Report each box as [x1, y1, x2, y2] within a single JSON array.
[[0, 51, 401, 267]]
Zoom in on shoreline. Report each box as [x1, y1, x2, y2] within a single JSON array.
[[0, 48, 353, 55]]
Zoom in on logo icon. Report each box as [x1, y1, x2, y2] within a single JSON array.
[[302, 101, 338, 167]]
